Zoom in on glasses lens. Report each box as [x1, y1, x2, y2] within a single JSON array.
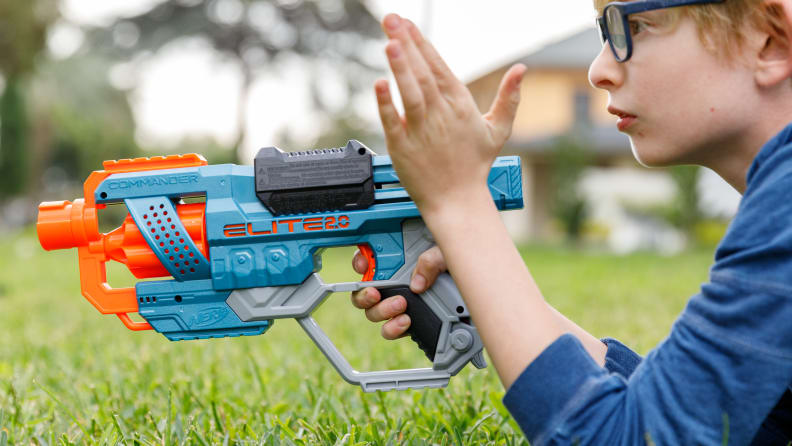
[[596, 17, 607, 44], [605, 7, 628, 60]]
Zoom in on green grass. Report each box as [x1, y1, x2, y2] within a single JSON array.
[[0, 228, 714, 444]]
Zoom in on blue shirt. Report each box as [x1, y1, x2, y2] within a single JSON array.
[[503, 122, 792, 445]]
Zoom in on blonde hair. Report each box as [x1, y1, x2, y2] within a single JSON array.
[[593, 0, 787, 60]]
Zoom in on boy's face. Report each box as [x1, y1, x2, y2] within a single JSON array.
[[588, 11, 758, 168]]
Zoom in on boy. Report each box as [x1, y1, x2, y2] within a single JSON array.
[[351, 1, 792, 444]]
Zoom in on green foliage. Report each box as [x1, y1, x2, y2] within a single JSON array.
[[0, 228, 714, 443], [277, 110, 383, 152], [86, 0, 384, 162], [0, 76, 28, 198], [0, 0, 56, 77], [0, 0, 57, 201], [666, 165, 702, 234], [550, 138, 590, 242], [33, 55, 139, 185], [155, 136, 240, 165]]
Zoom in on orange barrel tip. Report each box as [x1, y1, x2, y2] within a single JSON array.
[[37, 199, 95, 251]]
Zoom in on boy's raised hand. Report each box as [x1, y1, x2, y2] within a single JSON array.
[[374, 14, 526, 218], [350, 14, 524, 341]]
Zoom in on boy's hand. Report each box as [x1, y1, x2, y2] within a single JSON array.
[[350, 246, 448, 340], [375, 14, 526, 219]]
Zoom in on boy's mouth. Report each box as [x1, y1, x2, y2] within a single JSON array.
[[608, 106, 637, 132]]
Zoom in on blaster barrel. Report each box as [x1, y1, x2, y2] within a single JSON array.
[[37, 199, 209, 279], [37, 199, 97, 251]]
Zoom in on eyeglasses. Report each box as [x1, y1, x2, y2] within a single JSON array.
[[596, 0, 726, 62]]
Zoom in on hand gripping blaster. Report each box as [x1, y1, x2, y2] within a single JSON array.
[[37, 140, 523, 392]]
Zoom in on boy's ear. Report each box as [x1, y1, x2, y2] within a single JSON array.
[[755, 0, 792, 88]]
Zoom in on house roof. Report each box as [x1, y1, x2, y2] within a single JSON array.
[[516, 27, 601, 69]]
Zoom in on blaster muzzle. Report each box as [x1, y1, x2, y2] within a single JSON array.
[[37, 199, 98, 251]]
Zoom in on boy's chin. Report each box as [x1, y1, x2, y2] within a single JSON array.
[[629, 141, 683, 168]]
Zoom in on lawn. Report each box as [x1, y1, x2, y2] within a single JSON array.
[[0, 228, 714, 445]]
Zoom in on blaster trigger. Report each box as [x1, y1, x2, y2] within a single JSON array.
[[357, 244, 376, 282]]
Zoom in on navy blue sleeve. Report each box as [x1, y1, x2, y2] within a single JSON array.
[[601, 338, 642, 378], [502, 124, 792, 445]]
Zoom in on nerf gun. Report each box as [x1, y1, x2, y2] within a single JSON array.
[[36, 140, 523, 392]]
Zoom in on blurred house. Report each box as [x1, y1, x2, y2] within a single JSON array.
[[465, 28, 739, 251]]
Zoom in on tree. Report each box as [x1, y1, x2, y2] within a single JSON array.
[[32, 54, 139, 187], [550, 137, 590, 243], [667, 165, 702, 236], [0, 0, 57, 199], [86, 0, 383, 162]]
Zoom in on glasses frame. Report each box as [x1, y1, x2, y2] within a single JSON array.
[[596, 0, 726, 62]]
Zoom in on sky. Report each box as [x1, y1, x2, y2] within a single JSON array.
[[53, 0, 596, 158]]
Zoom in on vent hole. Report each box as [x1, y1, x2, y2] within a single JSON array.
[[456, 306, 465, 314], [357, 147, 366, 155], [175, 295, 182, 303]]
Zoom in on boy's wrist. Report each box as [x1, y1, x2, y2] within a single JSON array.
[[419, 185, 495, 226]]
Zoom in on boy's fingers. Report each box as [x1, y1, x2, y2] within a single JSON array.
[[410, 246, 447, 293], [382, 314, 411, 340], [351, 287, 380, 309], [352, 249, 368, 275], [382, 14, 444, 108], [365, 295, 406, 322], [403, 19, 464, 95], [374, 79, 406, 144], [485, 64, 526, 142], [385, 40, 426, 125]]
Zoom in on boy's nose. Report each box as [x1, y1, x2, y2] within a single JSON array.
[[588, 45, 623, 91]]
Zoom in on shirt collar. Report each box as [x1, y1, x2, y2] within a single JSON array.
[[746, 122, 792, 186]]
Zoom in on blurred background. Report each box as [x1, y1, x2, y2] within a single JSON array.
[[0, 0, 740, 251], [0, 1, 741, 441]]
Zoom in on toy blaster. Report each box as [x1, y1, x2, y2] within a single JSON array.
[[36, 140, 523, 392]]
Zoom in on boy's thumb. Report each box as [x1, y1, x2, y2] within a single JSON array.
[[486, 64, 526, 142]]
